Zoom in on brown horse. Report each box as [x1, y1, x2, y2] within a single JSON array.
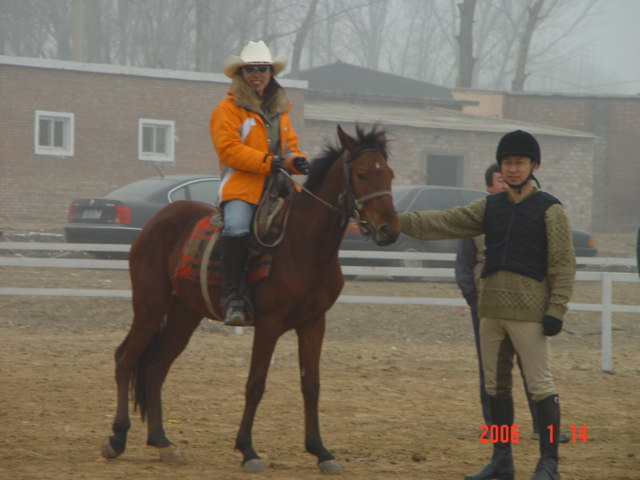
[[100, 125, 399, 473]]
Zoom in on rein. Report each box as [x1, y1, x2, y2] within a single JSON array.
[[278, 168, 341, 214], [278, 147, 391, 229]]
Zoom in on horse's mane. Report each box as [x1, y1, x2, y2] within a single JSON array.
[[303, 125, 389, 191]]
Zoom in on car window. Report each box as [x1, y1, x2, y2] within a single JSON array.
[[187, 180, 220, 205], [413, 189, 465, 211], [105, 178, 165, 199], [168, 179, 219, 204], [460, 189, 486, 204], [391, 187, 414, 209], [170, 185, 189, 201], [392, 186, 487, 212]]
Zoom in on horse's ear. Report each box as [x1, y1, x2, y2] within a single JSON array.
[[337, 125, 356, 152]]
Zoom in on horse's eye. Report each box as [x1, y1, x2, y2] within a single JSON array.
[[355, 173, 365, 180]]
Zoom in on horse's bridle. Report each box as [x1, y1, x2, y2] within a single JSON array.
[[338, 148, 392, 237], [278, 147, 391, 235]]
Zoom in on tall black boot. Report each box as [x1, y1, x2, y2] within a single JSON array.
[[465, 397, 515, 480], [220, 234, 250, 326], [529, 395, 561, 480]]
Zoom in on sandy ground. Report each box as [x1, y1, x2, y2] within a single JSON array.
[[1, 261, 639, 480], [1, 226, 638, 479]]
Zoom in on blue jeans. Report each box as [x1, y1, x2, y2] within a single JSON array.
[[221, 200, 256, 237]]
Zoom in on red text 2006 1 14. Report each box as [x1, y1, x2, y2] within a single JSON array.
[[479, 425, 588, 443]]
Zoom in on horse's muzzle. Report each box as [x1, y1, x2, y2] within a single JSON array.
[[371, 224, 399, 246]]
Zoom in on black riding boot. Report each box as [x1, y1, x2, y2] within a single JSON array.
[[220, 234, 250, 326], [465, 396, 515, 480], [529, 395, 561, 480]]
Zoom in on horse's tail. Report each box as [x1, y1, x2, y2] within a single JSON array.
[[130, 328, 165, 421]]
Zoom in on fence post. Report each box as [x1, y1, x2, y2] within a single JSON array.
[[600, 272, 613, 373]]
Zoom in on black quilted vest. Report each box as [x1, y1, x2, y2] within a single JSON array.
[[481, 191, 560, 281]]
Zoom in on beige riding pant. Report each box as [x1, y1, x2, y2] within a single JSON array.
[[480, 317, 556, 402]]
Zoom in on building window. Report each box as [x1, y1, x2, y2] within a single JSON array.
[[138, 119, 175, 162], [35, 110, 74, 156]]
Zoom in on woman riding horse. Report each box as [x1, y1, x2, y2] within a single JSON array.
[[211, 40, 310, 326]]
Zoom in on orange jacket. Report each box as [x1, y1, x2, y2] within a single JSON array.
[[210, 87, 305, 205]]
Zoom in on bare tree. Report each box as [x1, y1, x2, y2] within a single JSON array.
[[44, 0, 73, 60], [0, 0, 608, 93], [396, 0, 459, 85], [70, 0, 84, 61], [0, 0, 52, 57], [340, 0, 390, 70], [289, 0, 319, 78], [195, 0, 211, 71], [115, 0, 130, 64], [376, 0, 450, 84], [299, 0, 384, 70], [456, 0, 476, 88], [462, 0, 604, 91], [511, 0, 544, 91], [84, 0, 115, 64], [517, 0, 605, 92]]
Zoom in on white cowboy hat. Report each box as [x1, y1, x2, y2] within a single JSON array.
[[223, 41, 288, 78]]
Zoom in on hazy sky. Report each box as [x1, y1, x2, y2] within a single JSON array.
[[590, 0, 640, 94]]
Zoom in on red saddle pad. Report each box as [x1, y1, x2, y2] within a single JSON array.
[[174, 214, 272, 286]]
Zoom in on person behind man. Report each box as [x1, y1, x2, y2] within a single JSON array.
[[454, 164, 508, 425], [636, 224, 640, 279], [400, 130, 575, 480], [455, 165, 570, 445], [210, 41, 310, 326]]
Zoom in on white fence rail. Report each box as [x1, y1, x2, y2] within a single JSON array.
[[1, 242, 638, 372]]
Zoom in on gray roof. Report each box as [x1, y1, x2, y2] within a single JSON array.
[[294, 61, 452, 100], [0, 55, 310, 89], [305, 99, 595, 138]]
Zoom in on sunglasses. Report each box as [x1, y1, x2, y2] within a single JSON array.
[[242, 65, 270, 74]]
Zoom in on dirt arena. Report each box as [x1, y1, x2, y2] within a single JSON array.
[[1, 230, 639, 479]]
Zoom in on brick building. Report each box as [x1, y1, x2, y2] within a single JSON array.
[[303, 93, 596, 230], [0, 56, 305, 227], [1, 56, 598, 232]]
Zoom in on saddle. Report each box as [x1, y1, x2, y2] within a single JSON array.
[[252, 172, 294, 247], [173, 174, 295, 318], [173, 214, 273, 287]]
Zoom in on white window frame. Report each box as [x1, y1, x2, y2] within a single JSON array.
[[34, 110, 75, 156], [138, 118, 176, 162]]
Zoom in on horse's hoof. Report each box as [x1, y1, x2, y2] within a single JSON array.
[[243, 458, 265, 473], [319, 459, 342, 474], [100, 439, 119, 459], [158, 445, 186, 464]]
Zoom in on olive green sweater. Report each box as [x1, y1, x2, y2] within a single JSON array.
[[398, 191, 575, 323]]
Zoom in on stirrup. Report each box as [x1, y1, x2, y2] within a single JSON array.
[[223, 297, 252, 327]]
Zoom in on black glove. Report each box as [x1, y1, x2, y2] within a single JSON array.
[[270, 156, 284, 174], [542, 315, 563, 336], [293, 156, 310, 175]]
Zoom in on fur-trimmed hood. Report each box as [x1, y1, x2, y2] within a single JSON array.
[[230, 76, 290, 117]]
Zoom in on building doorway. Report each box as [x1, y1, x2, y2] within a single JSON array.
[[425, 155, 462, 186]]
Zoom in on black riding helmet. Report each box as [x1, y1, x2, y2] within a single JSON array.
[[495, 130, 541, 165], [496, 130, 541, 188]]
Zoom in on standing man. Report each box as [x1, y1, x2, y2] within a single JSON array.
[[455, 164, 569, 444], [400, 130, 575, 480]]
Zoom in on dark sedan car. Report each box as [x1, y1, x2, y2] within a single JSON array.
[[340, 184, 597, 271], [65, 175, 220, 254]]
